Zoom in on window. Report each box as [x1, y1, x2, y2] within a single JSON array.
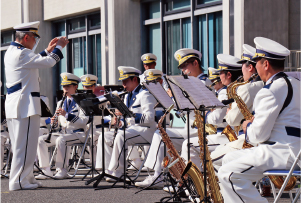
[[53, 13, 101, 90], [148, 23, 161, 70], [1, 51, 7, 94], [1, 31, 14, 94], [198, 11, 223, 70], [166, 0, 190, 12]]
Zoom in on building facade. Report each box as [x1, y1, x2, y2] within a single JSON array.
[[1, 0, 300, 111]]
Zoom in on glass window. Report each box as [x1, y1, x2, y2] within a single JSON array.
[[166, 19, 181, 75], [198, 11, 223, 72], [1, 32, 13, 45], [71, 37, 86, 89], [69, 17, 85, 32], [1, 51, 7, 94], [148, 23, 161, 71], [90, 34, 102, 84], [197, 0, 221, 5], [148, 1, 160, 19], [182, 18, 191, 49], [167, 0, 190, 11], [89, 14, 101, 28]]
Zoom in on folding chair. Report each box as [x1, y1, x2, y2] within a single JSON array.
[[263, 149, 301, 203], [2, 139, 11, 176]]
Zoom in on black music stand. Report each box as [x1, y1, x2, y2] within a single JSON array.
[[72, 91, 108, 181], [101, 92, 135, 188]]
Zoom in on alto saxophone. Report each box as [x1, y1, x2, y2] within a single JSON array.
[[230, 73, 297, 191], [183, 110, 223, 203], [221, 76, 244, 142], [158, 104, 187, 183]]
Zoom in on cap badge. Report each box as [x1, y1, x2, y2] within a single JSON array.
[[119, 70, 124, 75], [149, 72, 154, 76], [146, 56, 150, 60], [176, 54, 182, 61], [86, 77, 91, 83], [63, 75, 68, 81]]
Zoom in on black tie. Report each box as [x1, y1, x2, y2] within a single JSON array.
[[128, 92, 132, 107], [68, 99, 72, 111]]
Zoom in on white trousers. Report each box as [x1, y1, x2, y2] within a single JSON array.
[[7, 115, 40, 191], [180, 132, 230, 172], [37, 132, 86, 169], [144, 128, 197, 173], [108, 126, 155, 172], [211, 135, 246, 171], [95, 130, 114, 170], [218, 145, 294, 203], [1, 131, 9, 170]]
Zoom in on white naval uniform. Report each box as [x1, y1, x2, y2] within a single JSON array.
[[4, 41, 63, 191], [144, 75, 213, 172], [211, 79, 264, 171], [180, 85, 228, 171], [218, 73, 300, 203], [97, 85, 157, 172], [37, 98, 89, 169]]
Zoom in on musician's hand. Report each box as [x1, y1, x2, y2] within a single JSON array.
[[166, 88, 173, 97], [50, 116, 57, 124], [242, 117, 254, 133], [115, 109, 122, 116], [56, 108, 66, 117]]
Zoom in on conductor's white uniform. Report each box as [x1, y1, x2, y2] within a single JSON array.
[[218, 73, 300, 203], [5, 41, 63, 190]]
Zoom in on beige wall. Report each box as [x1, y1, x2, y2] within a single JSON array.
[[44, 0, 101, 21], [1, 0, 22, 30]]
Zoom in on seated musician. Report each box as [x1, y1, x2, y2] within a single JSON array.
[[210, 44, 264, 171], [95, 66, 157, 181], [218, 37, 300, 202], [35, 73, 89, 179], [135, 48, 214, 189], [80, 74, 111, 167]]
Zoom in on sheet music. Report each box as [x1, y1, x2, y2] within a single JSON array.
[[167, 75, 223, 109], [142, 82, 174, 109], [167, 78, 195, 110]]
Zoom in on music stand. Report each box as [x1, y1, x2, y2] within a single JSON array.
[[100, 92, 135, 188], [166, 76, 224, 203], [72, 91, 109, 181]]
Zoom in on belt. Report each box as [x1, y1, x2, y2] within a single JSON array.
[[216, 128, 224, 132], [1, 130, 4, 133], [40, 126, 47, 129], [73, 128, 84, 133], [7, 83, 21, 94], [31, 92, 40, 97], [285, 126, 301, 138], [261, 141, 276, 145]]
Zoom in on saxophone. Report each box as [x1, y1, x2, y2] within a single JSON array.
[[183, 110, 223, 203], [221, 76, 244, 142], [158, 104, 187, 183]]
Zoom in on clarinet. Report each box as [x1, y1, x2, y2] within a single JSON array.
[[44, 93, 67, 143]]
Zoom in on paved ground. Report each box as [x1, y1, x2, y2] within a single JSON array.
[[1, 169, 297, 203]]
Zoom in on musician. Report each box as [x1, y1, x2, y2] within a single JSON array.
[[211, 44, 264, 171], [208, 67, 224, 93], [4, 21, 68, 190], [135, 48, 213, 188], [36, 73, 89, 180], [218, 37, 300, 202], [79, 74, 110, 168], [98, 66, 157, 181], [140, 53, 169, 91]]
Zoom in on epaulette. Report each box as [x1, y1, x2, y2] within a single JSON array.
[[17, 46, 25, 50]]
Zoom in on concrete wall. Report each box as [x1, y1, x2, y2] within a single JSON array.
[[1, 0, 22, 30], [289, 0, 300, 50], [244, 0, 289, 49], [103, 0, 141, 85], [44, 0, 101, 21]]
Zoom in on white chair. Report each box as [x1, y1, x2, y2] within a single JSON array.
[[263, 149, 301, 203]]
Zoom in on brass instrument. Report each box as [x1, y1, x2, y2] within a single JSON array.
[[183, 110, 223, 202], [230, 73, 297, 190], [158, 104, 187, 183], [220, 76, 245, 142], [192, 119, 217, 135]]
